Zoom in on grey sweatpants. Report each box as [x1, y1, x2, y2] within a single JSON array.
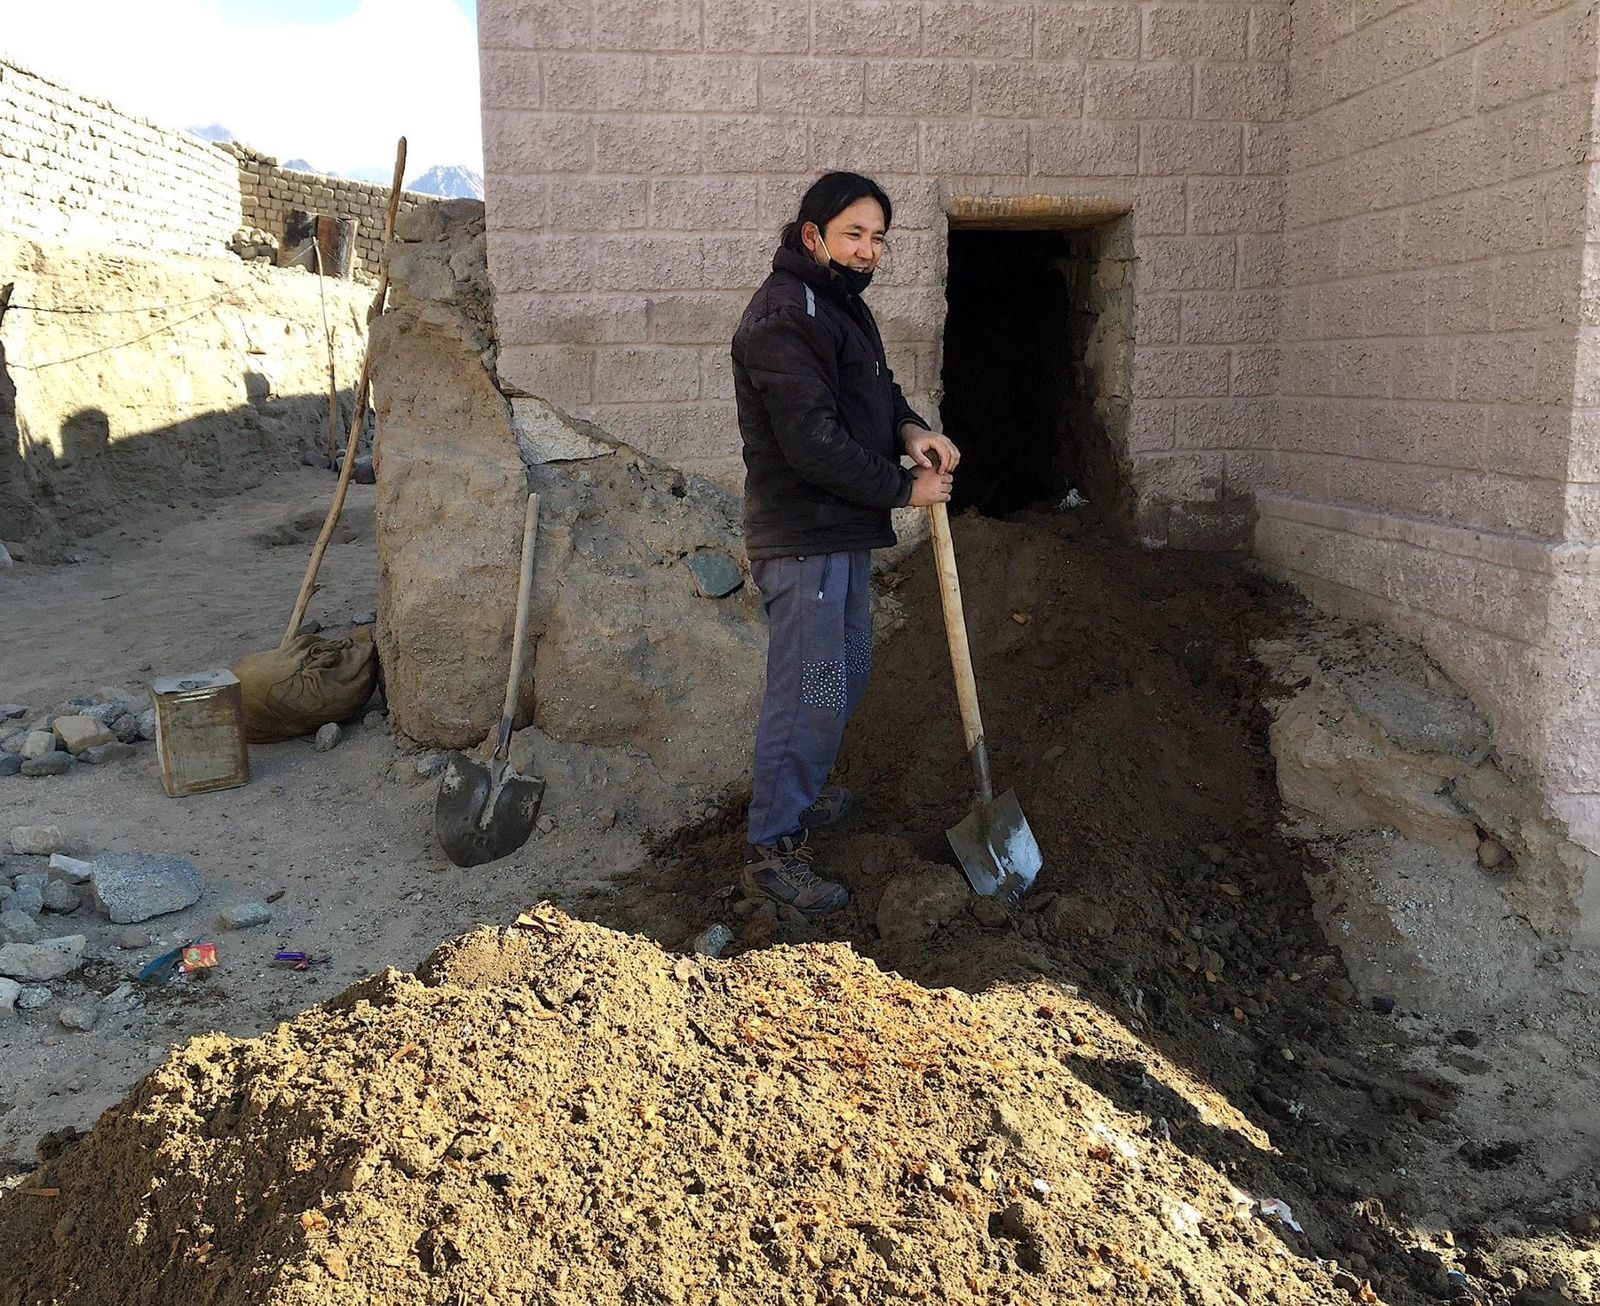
[[746, 550, 872, 848]]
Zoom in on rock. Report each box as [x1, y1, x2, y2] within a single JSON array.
[[20, 730, 57, 759], [1478, 837, 1509, 870], [0, 977, 18, 1013], [0, 935, 87, 981], [597, 808, 617, 829], [876, 864, 971, 944], [684, 549, 744, 598], [90, 853, 203, 923], [0, 543, 11, 571], [9, 824, 65, 855], [82, 742, 136, 766], [110, 713, 142, 744], [48, 854, 94, 883], [0, 753, 21, 777], [388, 759, 423, 785], [59, 1004, 99, 1032], [414, 753, 447, 778], [15, 872, 47, 893], [691, 924, 734, 959], [137, 709, 158, 741], [21, 752, 74, 777], [395, 202, 446, 243], [351, 454, 376, 485], [1571, 1212, 1600, 1237], [9, 886, 43, 918], [536, 814, 555, 834], [112, 928, 151, 950], [220, 901, 272, 929], [363, 710, 389, 731], [52, 715, 115, 755], [970, 896, 1011, 929], [0, 704, 27, 720], [0, 910, 42, 943], [17, 985, 50, 1010], [80, 701, 126, 725], [353, 611, 377, 625], [297, 619, 323, 636], [313, 723, 341, 752], [42, 881, 81, 913], [301, 447, 333, 470], [103, 981, 140, 1014]]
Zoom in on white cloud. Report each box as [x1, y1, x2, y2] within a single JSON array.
[[1, 0, 482, 176]]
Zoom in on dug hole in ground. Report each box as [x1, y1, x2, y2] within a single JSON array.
[[1, 460, 1598, 1301]]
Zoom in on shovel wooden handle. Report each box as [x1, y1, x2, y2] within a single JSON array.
[[928, 501, 994, 805], [493, 492, 540, 762]]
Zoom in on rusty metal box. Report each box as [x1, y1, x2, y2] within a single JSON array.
[[149, 670, 250, 798]]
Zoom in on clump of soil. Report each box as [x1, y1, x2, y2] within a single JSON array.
[[0, 912, 1351, 1306]]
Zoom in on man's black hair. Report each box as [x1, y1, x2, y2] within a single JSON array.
[[780, 171, 893, 252]]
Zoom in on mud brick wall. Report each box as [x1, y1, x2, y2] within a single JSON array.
[[227, 144, 433, 278], [1259, 0, 1600, 847], [477, 0, 1290, 529], [0, 58, 241, 255]]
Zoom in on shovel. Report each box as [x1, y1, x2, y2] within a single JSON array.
[[927, 501, 1043, 904], [434, 492, 547, 867]]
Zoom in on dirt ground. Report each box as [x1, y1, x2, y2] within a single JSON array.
[[1, 484, 1597, 1304]]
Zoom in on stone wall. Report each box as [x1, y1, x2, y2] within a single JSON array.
[[477, 0, 1290, 536], [226, 144, 433, 278], [0, 58, 241, 256], [1260, 0, 1600, 848]]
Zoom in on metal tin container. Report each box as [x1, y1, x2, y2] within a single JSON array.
[[149, 670, 250, 798]]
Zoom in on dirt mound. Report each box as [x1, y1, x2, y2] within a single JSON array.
[[0, 911, 1353, 1306]]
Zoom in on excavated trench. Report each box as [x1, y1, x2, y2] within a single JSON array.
[[0, 508, 1593, 1305]]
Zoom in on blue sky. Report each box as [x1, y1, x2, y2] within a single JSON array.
[[1, 0, 483, 179]]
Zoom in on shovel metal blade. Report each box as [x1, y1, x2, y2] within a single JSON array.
[[946, 788, 1042, 903], [434, 752, 547, 868]]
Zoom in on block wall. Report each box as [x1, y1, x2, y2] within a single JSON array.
[[0, 58, 241, 256], [1260, 0, 1600, 844], [478, 0, 1291, 531], [227, 144, 433, 278]]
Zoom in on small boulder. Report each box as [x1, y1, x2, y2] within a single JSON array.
[[19, 731, 56, 760], [353, 611, 377, 626], [53, 715, 115, 755], [9, 885, 43, 918], [9, 824, 65, 855], [59, 1004, 99, 1032], [22, 752, 75, 777], [47, 854, 94, 884], [112, 928, 151, 950], [0, 910, 42, 944], [220, 901, 272, 929], [137, 709, 158, 741], [351, 454, 376, 485], [0, 976, 18, 1013], [110, 714, 142, 744], [41, 881, 81, 913], [17, 985, 51, 1010], [0, 934, 87, 981], [90, 853, 204, 924], [314, 723, 341, 752], [0, 705, 28, 720], [0, 753, 22, 777], [82, 742, 136, 766]]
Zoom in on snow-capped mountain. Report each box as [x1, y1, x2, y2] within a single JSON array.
[[406, 165, 485, 200]]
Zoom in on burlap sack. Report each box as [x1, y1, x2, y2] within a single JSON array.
[[232, 628, 378, 743]]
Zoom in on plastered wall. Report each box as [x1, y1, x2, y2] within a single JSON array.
[[478, 0, 1291, 541], [1260, 0, 1600, 846]]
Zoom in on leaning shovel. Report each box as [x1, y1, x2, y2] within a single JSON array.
[[927, 501, 1043, 903], [435, 492, 547, 867]]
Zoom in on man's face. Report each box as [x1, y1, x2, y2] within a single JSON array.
[[803, 197, 887, 272]]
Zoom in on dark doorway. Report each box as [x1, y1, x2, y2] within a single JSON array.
[[939, 222, 1130, 518]]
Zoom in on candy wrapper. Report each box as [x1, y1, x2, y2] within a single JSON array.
[[179, 943, 218, 974]]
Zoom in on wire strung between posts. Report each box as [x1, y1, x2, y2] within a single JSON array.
[[1, 293, 234, 316], [6, 293, 233, 372]]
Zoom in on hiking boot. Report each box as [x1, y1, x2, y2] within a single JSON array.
[[740, 832, 849, 917], [799, 784, 854, 831]]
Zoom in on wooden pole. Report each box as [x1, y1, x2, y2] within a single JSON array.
[[282, 136, 407, 647]]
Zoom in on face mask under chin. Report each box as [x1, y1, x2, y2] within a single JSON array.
[[819, 237, 875, 295]]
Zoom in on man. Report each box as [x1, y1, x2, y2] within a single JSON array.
[[731, 171, 960, 917]]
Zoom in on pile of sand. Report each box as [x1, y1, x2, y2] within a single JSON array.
[[0, 911, 1349, 1305]]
